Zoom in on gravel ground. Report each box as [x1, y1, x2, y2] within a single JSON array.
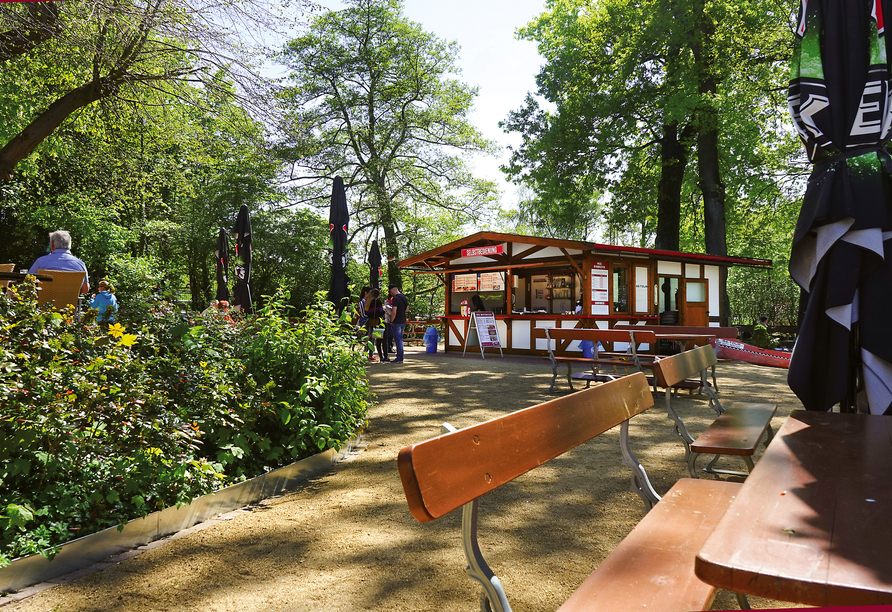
[[3, 346, 807, 612]]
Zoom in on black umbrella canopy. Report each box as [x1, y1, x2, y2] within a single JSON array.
[[328, 176, 350, 312], [368, 239, 382, 290], [214, 227, 230, 302], [232, 204, 253, 314], [788, 0, 892, 414]]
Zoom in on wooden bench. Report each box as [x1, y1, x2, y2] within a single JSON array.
[[650, 345, 777, 478], [531, 327, 660, 393], [397, 373, 748, 611], [614, 325, 739, 391]]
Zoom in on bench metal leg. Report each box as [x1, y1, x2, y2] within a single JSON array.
[[620, 421, 661, 510], [462, 500, 512, 612], [664, 392, 694, 461], [711, 365, 720, 393], [565, 362, 575, 391], [695, 453, 755, 478], [735, 592, 751, 609]]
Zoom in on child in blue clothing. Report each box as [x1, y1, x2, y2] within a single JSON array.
[[90, 280, 118, 322]]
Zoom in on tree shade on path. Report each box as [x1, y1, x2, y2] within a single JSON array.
[[787, 0, 892, 413]]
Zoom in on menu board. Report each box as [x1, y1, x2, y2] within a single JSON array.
[[452, 273, 478, 292], [472, 312, 502, 347], [590, 261, 609, 315], [478, 272, 505, 291]]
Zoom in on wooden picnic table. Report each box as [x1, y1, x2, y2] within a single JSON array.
[[695, 410, 892, 607], [0, 271, 53, 282], [651, 332, 714, 352]]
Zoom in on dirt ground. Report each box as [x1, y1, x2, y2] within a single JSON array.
[[4, 346, 808, 612]]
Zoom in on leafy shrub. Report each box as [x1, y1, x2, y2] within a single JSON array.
[[0, 280, 372, 566]]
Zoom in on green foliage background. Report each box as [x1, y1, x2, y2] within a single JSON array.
[[0, 280, 371, 566]]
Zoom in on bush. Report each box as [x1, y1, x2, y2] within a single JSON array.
[[0, 280, 372, 566]]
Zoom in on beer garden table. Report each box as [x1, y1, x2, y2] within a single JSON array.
[[695, 410, 892, 607]]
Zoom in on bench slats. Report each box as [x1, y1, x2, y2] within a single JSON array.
[[558, 479, 741, 612], [651, 344, 716, 388], [398, 372, 653, 523], [690, 403, 777, 456]]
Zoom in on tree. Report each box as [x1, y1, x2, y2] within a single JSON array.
[[0, 0, 300, 180], [277, 0, 498, 288], [502, 0, 793, 256]]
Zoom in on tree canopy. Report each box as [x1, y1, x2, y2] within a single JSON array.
[[277, 0, 499, 287], [502, 0, 797, 257]]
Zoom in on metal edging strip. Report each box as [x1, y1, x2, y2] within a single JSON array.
[[0, 437, 360, 593]]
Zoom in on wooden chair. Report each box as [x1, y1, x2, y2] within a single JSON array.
[[36, 269, 85, 310], [0, 263, 14, 291]]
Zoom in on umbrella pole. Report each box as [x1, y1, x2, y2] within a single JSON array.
[[842, 323, 862, 414]]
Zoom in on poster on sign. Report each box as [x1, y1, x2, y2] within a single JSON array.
[[453, 273, 478, 292], [590, 262, 609, 315], [463, 311, 504, 358], [473, 312, 501, 347], [479, 272, 505, 291]]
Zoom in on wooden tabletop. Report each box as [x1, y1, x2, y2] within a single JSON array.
[[695, 410, 892, 607], [0, 271, 53, 282]]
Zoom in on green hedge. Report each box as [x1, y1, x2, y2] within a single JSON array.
[[0, 281, 372, 566]]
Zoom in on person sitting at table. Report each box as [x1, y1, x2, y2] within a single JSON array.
[[28, 230, 90, 294], [89, 280, 118, 323]]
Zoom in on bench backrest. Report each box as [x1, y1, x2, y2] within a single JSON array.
[[614, 324, 739, 339], [398, 372, 653, 523], [650, 344, 717, 388]]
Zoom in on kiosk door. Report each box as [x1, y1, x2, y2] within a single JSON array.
[[682, 279, 709, 326]]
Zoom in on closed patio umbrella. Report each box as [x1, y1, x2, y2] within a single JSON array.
[[788, 0, 892, 414], [232, 204, 253, 314], [368, 239, 382, 290], [214, 227, 230, 302], [328, 176, 350, 313]]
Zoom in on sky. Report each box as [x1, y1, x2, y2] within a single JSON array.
[[313, 0, 549, 205]]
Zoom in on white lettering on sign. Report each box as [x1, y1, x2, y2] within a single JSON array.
[[462, 244, 504, 257]]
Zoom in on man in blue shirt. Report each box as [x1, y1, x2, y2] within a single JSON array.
[[28, 230, 90, 294]]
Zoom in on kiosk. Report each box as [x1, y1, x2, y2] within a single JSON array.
[[399, 232, 771, 357]]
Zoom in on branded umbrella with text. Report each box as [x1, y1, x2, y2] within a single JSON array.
[[788, 0, 892, 413], [368, 239, 382, 290], [232, 204, 253, 314], [214, 227, 230, 302], [328, 176, 350, 313]]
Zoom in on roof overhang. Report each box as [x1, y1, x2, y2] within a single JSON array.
[[399, 231, 772, 271]]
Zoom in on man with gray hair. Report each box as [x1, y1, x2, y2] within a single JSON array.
[[28, 230, 90, 294]]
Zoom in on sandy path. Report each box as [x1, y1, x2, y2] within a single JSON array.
[[3, 347, 806, 611]]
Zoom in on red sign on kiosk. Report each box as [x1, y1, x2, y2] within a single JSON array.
[[461, 244, 504, 258]]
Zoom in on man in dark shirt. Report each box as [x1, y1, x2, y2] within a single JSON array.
[[388, 284, 409, 363]]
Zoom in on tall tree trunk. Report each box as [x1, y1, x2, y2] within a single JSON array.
[[654, 121, 690, 251], [375, 175, 402, 290], [698, 119, 727, 256], [692, 2, 727, 257]]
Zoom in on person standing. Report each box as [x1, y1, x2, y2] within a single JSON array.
[[363, 288, 384, 362], [388, 284, 409, 364], [380, 297, 393, 362], [28, 230, 90, 294]]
